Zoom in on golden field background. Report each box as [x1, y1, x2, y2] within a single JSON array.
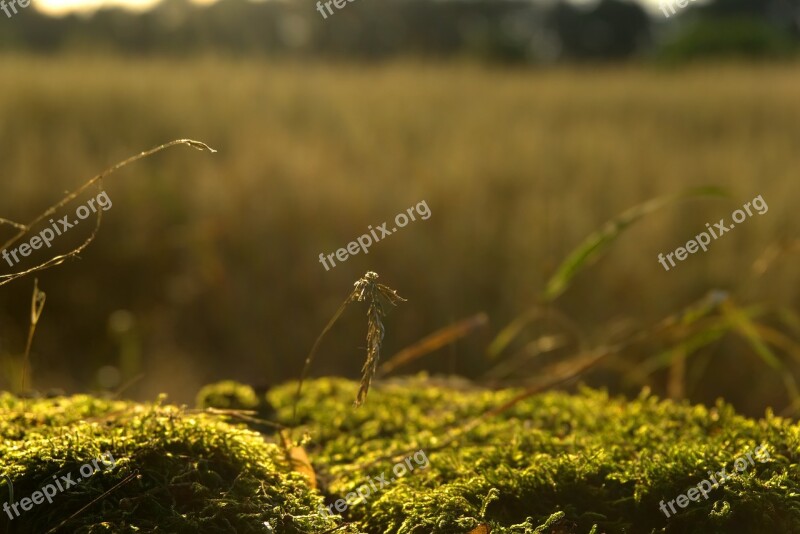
[[0, 55, 798, 413]]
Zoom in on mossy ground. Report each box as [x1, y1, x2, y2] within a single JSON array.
[[3, 376, 800, 533], [265, 376, 800, 533], [0, 392, 344, 533]]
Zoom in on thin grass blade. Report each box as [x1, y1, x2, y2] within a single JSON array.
[[542, 186, 727, 302]]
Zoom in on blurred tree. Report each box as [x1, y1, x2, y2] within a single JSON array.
[[658, 17, 796, 61], [551, 0, 650, 60], [0, 0, 796, 64], [658, 0, 799, 61]]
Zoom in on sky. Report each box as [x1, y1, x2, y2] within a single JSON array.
[[33, 0, 667, 17]]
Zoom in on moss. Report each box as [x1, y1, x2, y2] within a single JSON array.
[[268, 375, 800, 534], [196, 380, 261, 412], [4, 377, 800, 533], [0, 393, 354, 533]]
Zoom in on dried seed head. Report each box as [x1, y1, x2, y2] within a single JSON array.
[[294, 271, 405, 418]]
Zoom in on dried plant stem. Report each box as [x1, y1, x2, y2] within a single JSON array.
[[293, 271, 405, 421], [378, 313, 489, 378], [0, 139, 216, 288], [21, 278, 46, 393], [358, 297, 385, 406], [354, 272, 406, 406], [293, 297, 352, 422]]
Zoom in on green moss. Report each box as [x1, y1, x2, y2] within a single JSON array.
[[269, 375, 800, 534], [4, 377, 799, 533], [0, 393, 352, 533], [196, 380, 261, 412]]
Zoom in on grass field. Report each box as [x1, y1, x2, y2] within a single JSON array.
[[0, 55, 798, 414]]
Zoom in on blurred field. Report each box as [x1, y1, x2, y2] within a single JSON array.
[[0, 55, 798, 413]]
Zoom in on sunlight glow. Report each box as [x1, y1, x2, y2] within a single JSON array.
[[34, 0, 215, 16], [32, 0, 662, 16]]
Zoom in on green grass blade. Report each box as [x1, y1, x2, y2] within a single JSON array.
[[776, 307, 800, 337], [721, 300, 783, 370], [487, 306, 582, 361], [634, 321, 729, 378], [721, 299, 800, 409], [542, 186, 728, 302]]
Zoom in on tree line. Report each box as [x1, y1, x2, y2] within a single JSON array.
[[0, 0, 798, 62]]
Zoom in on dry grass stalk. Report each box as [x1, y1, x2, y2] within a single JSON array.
[[0, 139, 216, 288], [378, 312, 488, 378], [353, 271, 406, 406], [21, 278, 46, 392], [294, 271, 405, 419]]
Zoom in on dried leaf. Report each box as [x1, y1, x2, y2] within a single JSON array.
[[289, 446, 317, 489], [279, 431, 317, 489]]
